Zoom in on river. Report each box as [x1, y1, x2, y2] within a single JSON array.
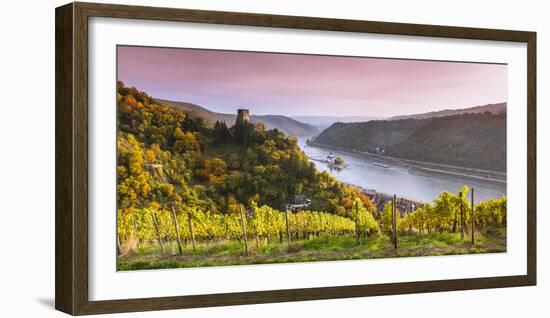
[[297, 138, 506, 203]]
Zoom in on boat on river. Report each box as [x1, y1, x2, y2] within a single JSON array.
[[373, 162, 390, 168], [298, 137, 506, 203]]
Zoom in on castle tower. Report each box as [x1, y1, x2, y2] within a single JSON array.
[[236, 109, 250, 125]]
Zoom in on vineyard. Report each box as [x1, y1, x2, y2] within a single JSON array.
[[118, 199, 377, 253], [117, 188, 506, 269], [115, 83, 507, 270]]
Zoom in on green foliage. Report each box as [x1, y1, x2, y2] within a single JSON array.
[[400, 186, 506, 234], [213, 120, 231, 144], [350, 198, 379, 235], [380, 202, 401, 235], [334, 156, 344, 165], [117, 204, 358, 245], [474, 196, 507, 228]]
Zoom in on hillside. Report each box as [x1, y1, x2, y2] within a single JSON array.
[[390, 102, 506, 120], [117, 82, 372, 217], [313, 112, 506, 172], [387, 113, 506, 171], [157, 99, 318, 137], [313, 119, 426, 152], [292, 115, 384, 131]]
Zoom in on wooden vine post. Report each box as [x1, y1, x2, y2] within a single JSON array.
[[133, 216, 140, 248], [150, 211, 165, 254], [239, 204, 249, 256], [170, 205, 183, 255], [355, 201, 359, 245], [460, 192, 464, 240], [284, 205, 291, 245], [392, 194, 397, 249], [187, 210, 196, 251], [116, 235, 122, 256], [471, 188, 475, 244]]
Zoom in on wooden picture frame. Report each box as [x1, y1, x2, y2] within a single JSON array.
[[55, 2, 536, 315]]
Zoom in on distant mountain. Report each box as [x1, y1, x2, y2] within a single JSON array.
[[313, 112, 506, 171], [157, 99, 318, 137], [157, 99, 234, 124], [253, 115, 320, 137], [390, 102, 506, 120], [292, 115, 384, 131]]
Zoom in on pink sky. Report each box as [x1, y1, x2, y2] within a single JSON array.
[[117, 46, 507, 117]]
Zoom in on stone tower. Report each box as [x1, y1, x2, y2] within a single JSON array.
[[236, 109, 250, 125]]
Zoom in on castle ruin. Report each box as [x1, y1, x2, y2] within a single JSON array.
[[236, 109, 250, 125]]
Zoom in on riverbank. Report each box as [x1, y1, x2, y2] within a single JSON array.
[[307, 140, 506, 184], [345, 182, 423, 211]]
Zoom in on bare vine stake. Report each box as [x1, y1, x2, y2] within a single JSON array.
[[392, 195, 397, 249], [355, 201, 359, 245], [471, 188, 475, 244], [239, 204, 249, 256], [460, 192, 464, 240], [116, 235, 122, 256], [187, 211, 196, 251], [171, 206, 183, 255], [285, 206, 291, 245], [133, 217, 140, 248], [151, 211, 165, 254]]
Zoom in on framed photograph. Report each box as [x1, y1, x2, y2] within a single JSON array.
[[55, 2, 536, 315]]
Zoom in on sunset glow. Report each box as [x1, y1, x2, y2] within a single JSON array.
[[117, 46, 507, 117]]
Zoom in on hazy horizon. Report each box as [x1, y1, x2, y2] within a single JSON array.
[[118, 46, 507, 117]]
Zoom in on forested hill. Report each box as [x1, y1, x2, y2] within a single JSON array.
[[313, 112, 506, 172], [390, 102, 506, 120], [116, 82, 374, 218], [157, 98, 318, 137]]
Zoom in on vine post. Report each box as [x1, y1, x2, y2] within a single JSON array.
[[471, 188, 475, 244], [460, 192, 464, 240], [187, 210, 196, 251], [239, 204, 249, 256], [392, 195, 397, 250], [354, 200, 359, 245], [151, 211, 165, 254], [284, 205, 291, 245], [117, 235, 122, 256], [133, 216, 140, 249], [170, 205, 183, 255]]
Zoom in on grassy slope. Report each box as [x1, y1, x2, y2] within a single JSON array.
[[118, 228, 506, 270]]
